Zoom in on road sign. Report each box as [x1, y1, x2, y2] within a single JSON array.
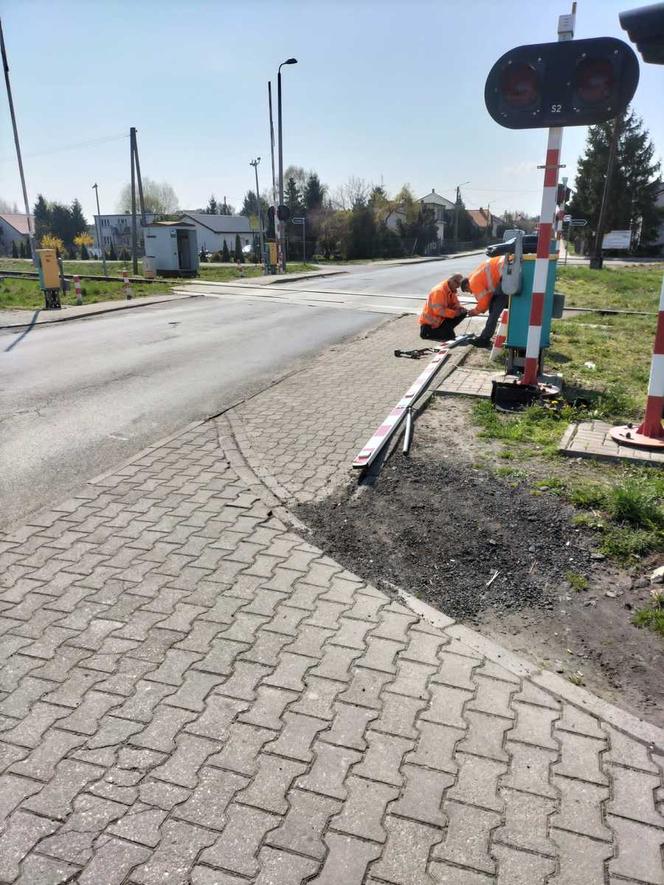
[[602, 229, 631, 249], [484, 36, 639, 129], [569, 219, 588, 227], [292, 217, 305, 225], [563, 214, 572, 222]]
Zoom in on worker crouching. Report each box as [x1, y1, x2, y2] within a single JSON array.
[[461, 255, 508, 348], [419, 273, 468, 342]]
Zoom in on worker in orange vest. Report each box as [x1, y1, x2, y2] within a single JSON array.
[[461, 255, 507, 348], [418, 273, 468, 341]]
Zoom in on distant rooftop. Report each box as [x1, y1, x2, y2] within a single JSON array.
[[180, 212, 253, 233], [0, 213, 33, 235]]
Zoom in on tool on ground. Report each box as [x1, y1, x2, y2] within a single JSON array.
[[394, 347, 439, 360]]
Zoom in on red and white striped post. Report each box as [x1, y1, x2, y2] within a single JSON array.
[[122, 269, 133, 300], [73, 274, 82, 306], [610, 273, 664, 449], [522, 129, 563, 386], [521, 10, 575, 387]]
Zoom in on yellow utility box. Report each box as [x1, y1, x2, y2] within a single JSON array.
[[268, 242, 278, 266], [36, 249, 60, 289]]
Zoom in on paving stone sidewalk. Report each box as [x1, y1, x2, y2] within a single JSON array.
[[1, 418, 663, 884], [229, 314, 481, 505]]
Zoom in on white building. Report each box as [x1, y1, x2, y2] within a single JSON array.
[[417, 189, 456, 241], [92, 213, 156, 256], [178, 213, 254, 254], [0, 213, 32, 255], [143, 221, 199, 276]]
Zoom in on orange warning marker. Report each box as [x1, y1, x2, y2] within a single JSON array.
[[489, 309, 509, 362]]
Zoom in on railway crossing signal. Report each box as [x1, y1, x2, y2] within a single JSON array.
[[484, 36, 639, 130]]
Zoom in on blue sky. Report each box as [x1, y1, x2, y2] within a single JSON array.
[[1, 0, 662, 222]]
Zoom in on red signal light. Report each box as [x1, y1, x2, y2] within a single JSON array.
[[575, 57, 615, 104], [500, 63, 539, 108]]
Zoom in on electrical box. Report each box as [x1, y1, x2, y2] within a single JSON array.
[[506, 254, 558, 349], [36, 249, 60, 289]]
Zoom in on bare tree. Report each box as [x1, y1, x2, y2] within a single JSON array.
[[0, 197, 19, 213], [330, 176, 369, 210], [117, 178, 179, 215]]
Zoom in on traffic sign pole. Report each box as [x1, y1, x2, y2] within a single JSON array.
[[522, 9, 575, 386]]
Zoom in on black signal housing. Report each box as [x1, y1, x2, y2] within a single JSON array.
[[485, 36, 640, 129]]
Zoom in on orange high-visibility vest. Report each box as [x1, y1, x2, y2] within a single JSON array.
[[419, 280, 462, 327], [467, 256, 504, 314]]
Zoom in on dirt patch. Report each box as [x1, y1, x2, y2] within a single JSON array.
[[298, 395, 664, 727]]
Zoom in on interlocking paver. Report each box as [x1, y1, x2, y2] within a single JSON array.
[[200, 803, 281, 877], [0, 810, 59, 882], [330, 775, 399, 842], [352, 730, 414, 787], [322, 702, 377, 750], [267, 789, 341, 859], [297, 741, 361, 800], [391, 764, 452, 826], [311, 833, 381, 884], [433, 800, 500, 873], [370, 815, 440, 885], [130, 820, 217, 885], [174, 766, 248, 829], [549, 829, 614, 885], [550, 774, 611, 840]]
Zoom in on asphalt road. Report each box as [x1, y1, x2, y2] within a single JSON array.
[[0, 296, 384, 529], [0, 256, 485, 529]]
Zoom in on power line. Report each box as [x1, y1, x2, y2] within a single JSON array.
[[0, 133, 128, 164]]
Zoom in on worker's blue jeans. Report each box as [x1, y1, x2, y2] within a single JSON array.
[[477, 290, 508, 342]]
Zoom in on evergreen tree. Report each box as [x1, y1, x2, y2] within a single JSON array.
[[241, 190, 270, 219], [19, 239, 26, 258], [33, 194, 50, 242], [25, 238, 32, 259], [235, 234, 244, 263], [348, 197, 376, 259], [285, 177, 303, 217], [81, 244, 89, 260], [219, 199, 233, 216], [11, 240, 18, 258], [108, 242, 117, 260], [222, 241, 231, 262], [206, 195, 218, 214], [70, 199, 88, 240], [569, 109, 662, 250], [303, 173, 326, 211]]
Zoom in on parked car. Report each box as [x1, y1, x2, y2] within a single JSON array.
[[486, 234, 538, 257]]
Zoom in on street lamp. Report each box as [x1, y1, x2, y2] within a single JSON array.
[[250, 157, 266, 273], [92, 183, 108, 277], [277, 57, 297, 272], [453, 181, 470, 243]]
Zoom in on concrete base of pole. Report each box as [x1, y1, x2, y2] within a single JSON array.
[[610, 425, 664, 451]]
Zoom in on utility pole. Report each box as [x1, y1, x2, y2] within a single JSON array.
[[277, 58, 297, 272], [132, 127, 146, 225], [590, 114, 622, 270], [92, 183, 108, 277], [0, 18, 36, 263], [268, 82, 277, 208], [250, 157, 266, 273], [130, 127, 138, 275]]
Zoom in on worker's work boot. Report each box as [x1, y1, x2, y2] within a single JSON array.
[[471, 336, 491, 349]]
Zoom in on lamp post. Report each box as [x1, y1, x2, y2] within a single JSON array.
[[277, 57, 297, 272], [250, 157, 266, 273], [92, 183, 108, 277]]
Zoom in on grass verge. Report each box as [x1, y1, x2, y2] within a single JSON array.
[[556, 264, 664, 312], [0, 262, 319, 310]]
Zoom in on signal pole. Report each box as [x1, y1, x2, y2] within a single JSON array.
[[92, 183, 108, 277], [521, 7, 575, 387], [130, 128, 138, 275], [589, 114, 622, 270]]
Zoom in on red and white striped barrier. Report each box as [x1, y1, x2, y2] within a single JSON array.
[[611, 273, 664, 449], [353, 347, 450, 469], [73, 275, 82, 306], [522, 127, 563, 386], [122, 269, 133, 300], [489, 308, 509, 362]]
